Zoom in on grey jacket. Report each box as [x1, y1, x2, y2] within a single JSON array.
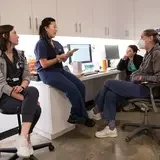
[[131, 44, 160, 83], [0, 49, 30, 98]]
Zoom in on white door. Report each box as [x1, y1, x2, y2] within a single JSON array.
[[56, 0, 77, 37], [31, 0, 57, 35], [0, 0, 33, 35], [115, 0, 134, 40], [76, 0, 93, 37], [93, 0, 116, 38]]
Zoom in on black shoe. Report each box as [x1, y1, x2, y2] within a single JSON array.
[[84, 118, 95, 127], [67, 115, 85, 124], [67, 116, 95, 127]]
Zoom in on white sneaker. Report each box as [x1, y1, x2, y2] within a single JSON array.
[[14, 135, 30, 158], [88, 108, 102, 120], [28, 141, 34, 155], [95, 126, 117, 138]]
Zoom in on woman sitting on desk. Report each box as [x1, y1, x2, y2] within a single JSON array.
[[117, 45, 143, 81], [88, 29, 160, 138], [34, 17, 95, 127]]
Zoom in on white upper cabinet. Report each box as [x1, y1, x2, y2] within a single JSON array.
[[0, 3, 2, 25], [93, 0, 117, 39], [76, 0, 93, 37], [115, 0, 134, 40], [134, 0, 160, 40], [0, 0, 135, 39], [56, 0, 78, 37], [0, 0, 33, 34], [31, 0, 57, 35], [57, 0, 93, 37]]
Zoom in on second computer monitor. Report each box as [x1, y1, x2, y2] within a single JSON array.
[[68, 44, 92, 63], [105, 45, 120, 60]]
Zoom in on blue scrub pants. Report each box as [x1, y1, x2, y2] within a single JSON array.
[[95, 80, 150, 121], [38, 68, 88, 120]]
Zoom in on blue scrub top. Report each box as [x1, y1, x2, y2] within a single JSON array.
[[34, 38, 64, 72]]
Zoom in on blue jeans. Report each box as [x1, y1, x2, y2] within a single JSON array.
[[38, 68, 88, 120], [95, 80, 150, 121]]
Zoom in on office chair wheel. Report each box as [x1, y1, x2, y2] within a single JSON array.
[[49, 144, 55, 151], [125, 136, 131, 142]]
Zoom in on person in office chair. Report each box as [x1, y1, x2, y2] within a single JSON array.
[[0, 25, 41, 158], [34, 17, 95, 127], [117, 45, 143, 81], [88, 29, 160, 138]]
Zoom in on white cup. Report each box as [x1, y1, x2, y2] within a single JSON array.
[[72, 62, 82, 74]]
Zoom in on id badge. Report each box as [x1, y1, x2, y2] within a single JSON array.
[[12, 77, 19, 82]]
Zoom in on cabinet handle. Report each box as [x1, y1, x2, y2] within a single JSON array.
[[75, 23, 78, 32], [105, 27, 107, 36], [125, 30, 128, 37], [107, 28, 110, 36], [35, 17, 38, 30], [29, 17, 32, 29], [79, 23, 81, 33]]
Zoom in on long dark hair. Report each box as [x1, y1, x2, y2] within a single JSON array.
[[128, 45, 139, 54], [143, 29, 160, 44], [39, 17, 56, 39], [0, 25, 14, 52]]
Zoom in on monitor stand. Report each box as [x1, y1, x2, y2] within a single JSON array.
[[107, 60, 111, 67]]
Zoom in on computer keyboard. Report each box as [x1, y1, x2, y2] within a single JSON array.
[[83, 71, 98, 76]]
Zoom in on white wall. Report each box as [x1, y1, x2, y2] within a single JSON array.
[[16, 35, 137, 68]]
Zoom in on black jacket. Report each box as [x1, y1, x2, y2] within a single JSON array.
[[117, 54, 143, 80]]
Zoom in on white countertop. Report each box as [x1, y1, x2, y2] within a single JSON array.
[[80, 70, 120, 81], [30, 69, 120, 85]]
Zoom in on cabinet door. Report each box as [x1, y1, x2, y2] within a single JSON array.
[[31, 0, 57, 35], [1, 0, 33, 34], [76, 0, 93, 37], [115, 0, 134, 40], [93, 0, 116, 38], [0, 4, 2, 25], [57, 0, 77, 37], [135, 0, 160, 40]]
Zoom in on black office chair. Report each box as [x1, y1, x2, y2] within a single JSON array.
[[121, 82, 160, 144], [0, 107, 54, 160]]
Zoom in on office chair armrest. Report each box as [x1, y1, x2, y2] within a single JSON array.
[[141, 82, 160, 88], [141, 82, 160, 112]]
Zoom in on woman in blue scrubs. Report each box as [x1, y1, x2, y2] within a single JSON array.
[[34, 17, 95, 127]]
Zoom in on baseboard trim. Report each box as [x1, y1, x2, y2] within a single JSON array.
[[33, 125, 76, 140]]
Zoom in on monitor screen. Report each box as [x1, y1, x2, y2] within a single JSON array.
[[105, 45, 120, 60], [68, 44, 92, 63]]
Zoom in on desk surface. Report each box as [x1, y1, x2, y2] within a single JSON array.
[[31, 70, 120, 85], [80, 70, 120, 81]]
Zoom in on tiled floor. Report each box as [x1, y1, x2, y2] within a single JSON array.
[[1, 112, 160, 160]]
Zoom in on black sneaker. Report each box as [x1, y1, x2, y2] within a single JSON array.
[[67, 116, 95, 127]]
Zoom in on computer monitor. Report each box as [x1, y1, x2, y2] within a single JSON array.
[[105, 45, 120, 67], [68, 44, 92, 63]]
